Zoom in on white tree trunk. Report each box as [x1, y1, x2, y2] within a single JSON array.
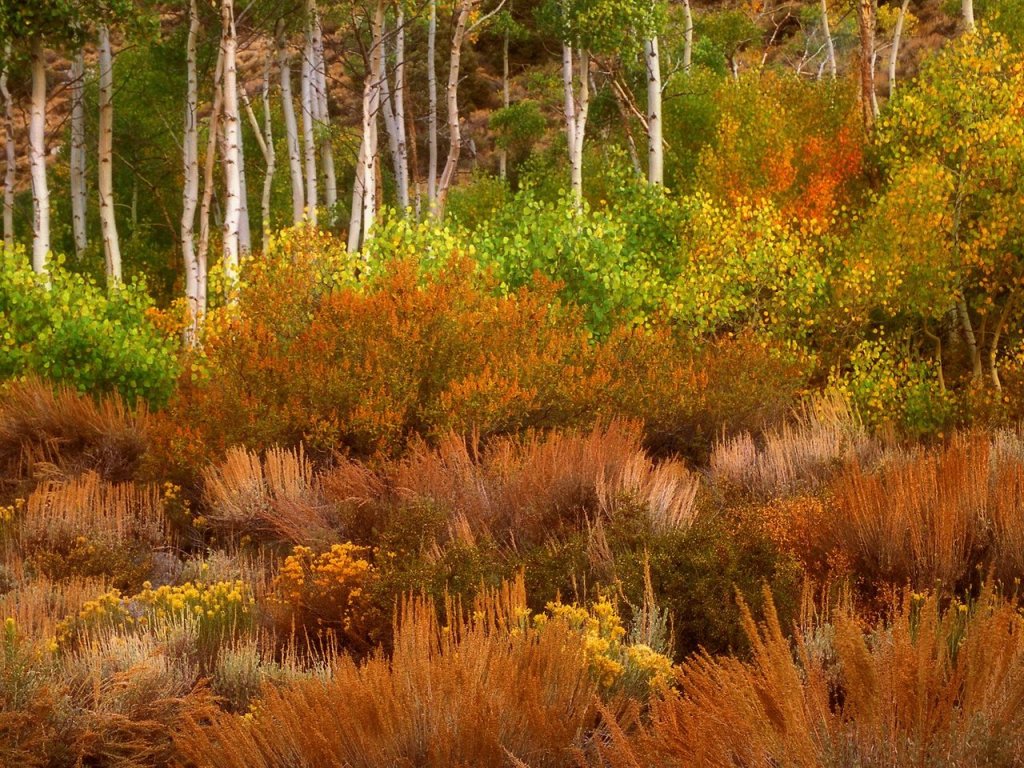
[[347, 135, 365, 252], [29, 40, 50, 274], [182, 0, 204, 340], [888, 0, 910, 97], [562, 44, 589, 203], [260, 61, 276, 238], [278, 25, 305, 224], [499, 28, 509, 178], [220, 0, 241, 286], [821, 0, 837, 79], [962, 0, 974, 31], [197, 41, 224, 305], [683, 0, 693, 74], [435, 0, 473, 216], [394, 9, 410, 210], [427, 0, 438, 209], [361, 0, 384, 244], [300, 29, 318, 223], [379, 46, 403, 205], [98, 27, 122, 282], [309, 0, 336, 212], [70, 50, 88, 258], [1, 46, 14, 251], [237, 116, 251, 255], [644, 37, 663, 186]]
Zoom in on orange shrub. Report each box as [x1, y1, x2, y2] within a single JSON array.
[[149, 256, 811, 481]]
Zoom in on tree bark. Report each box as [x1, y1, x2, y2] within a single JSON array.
[[427, 0, 438, 210], [29, 39, 50, 274], [300, 25, 318, 223], [562, 44, 589, 204], [221, 0, 242, 286], [434, 0, 473, 217], [361, 0, 384, 244], [682, 0, 693, 74], [394, 8, 410, 209], [309, 0, 336, 212], [1, 45, 14, 251], [182, 0, 204, 341], [821, 0, 837, 79], [278, 23, 305, 224], [347, 135, 365, 252], [380, 18, 406, 209], [70, 50, 88, 258], [962, 0, 975, 31], [98, 27, 122, 282], [499, 26, 509, 178], [888, 0, 910, 97], [644, 37, 663, 185], [237, 112, 251, 255], [260, 61, 276, 239], [197, 43, 223, 302], [857, 0, 876, 134]]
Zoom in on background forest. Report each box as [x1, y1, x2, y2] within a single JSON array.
[[4, 0, 1024, 765]]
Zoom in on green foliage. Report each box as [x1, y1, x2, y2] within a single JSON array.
[[0, 250, 178, 405], [535, 0, 661, 52], [829, 335, 954, 435]]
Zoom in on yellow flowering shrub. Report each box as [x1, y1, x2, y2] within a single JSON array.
[[269, 543, 382, 649], [55, 580, 254, 653], [534, 596, 673, 695]]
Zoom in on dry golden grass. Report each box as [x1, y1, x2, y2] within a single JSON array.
[[21, 472, 168, 549], [0, 377, 148, 489], [823, 436, 988, 589], [202, 446, 334, 543], [710, 393, 872, 497], [0, 575, 111, 641], [175, 576, 597, 767], [322, 420, 700, 547], [588, 585, 1024, 768]]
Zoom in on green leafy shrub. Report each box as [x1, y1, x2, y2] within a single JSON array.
[[0, 251, 178, 405]]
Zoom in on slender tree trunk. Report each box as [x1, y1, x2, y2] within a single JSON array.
[[362, 0, 384, 243], [309, 0, 336, 212], [957, 296, 983, 381], [1, 46, 14, 250], [434, 0, 473, 216], [857, 0, 875, 134], [300, 26, 318, 223], [821, 0, 837, 79], [644, 37, 663, 185], [394, 8, 410, 209], [29, 40, 50, 274], [237, 116, 251, 255], [198, 19, 223, 286], [962, 0, 975, 31], [98, 27, 122, 282], [260, 61, 276, 238], [683, 0, 693, 73], [562, 44, 589, 204], [278, 24, 304, 224], [380, 18, 405, 208], [427, 0, 438, 210], [221, 0, 242, 285], [70, 50, 88, 258], [182, 0, 204, 340], [869, 48, 879, 117], [347, 135, 364, 252], [888, 0, 910, 98], [499, 27, 509, 178]]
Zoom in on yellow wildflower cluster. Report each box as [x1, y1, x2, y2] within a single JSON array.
[[271, 543, 375, 633], [0, 497, 24, 526], [56, 580, 253, 647], [537, 596, 674, 692]]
